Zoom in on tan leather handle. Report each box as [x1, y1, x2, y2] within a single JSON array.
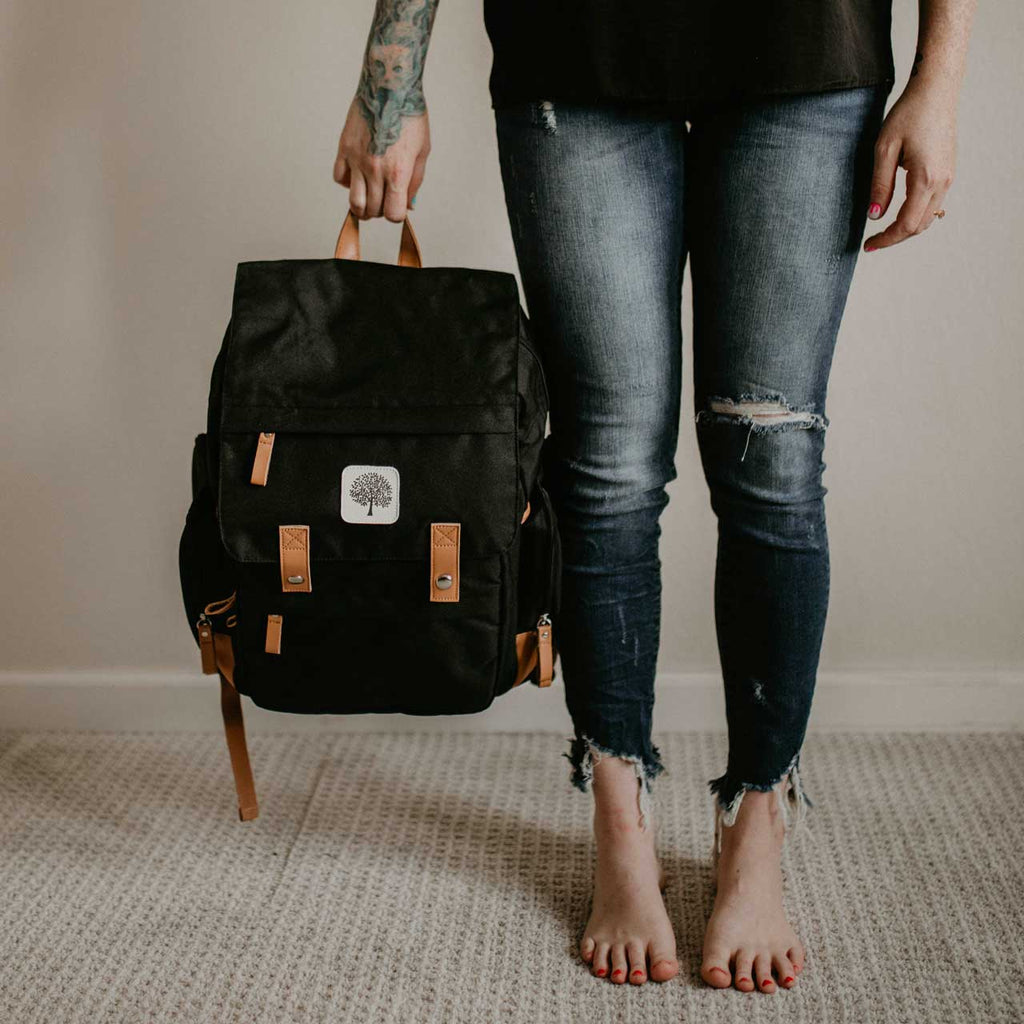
[[334, 210, 423, 268]]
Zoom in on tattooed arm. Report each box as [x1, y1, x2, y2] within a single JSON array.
[[334, 0, 439, 222], [863, 0, 976, 252]]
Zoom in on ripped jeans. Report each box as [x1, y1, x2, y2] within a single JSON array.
[[494, 83, 891, 829]]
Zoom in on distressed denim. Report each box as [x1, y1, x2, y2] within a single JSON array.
[[494, 84, 891, 829]]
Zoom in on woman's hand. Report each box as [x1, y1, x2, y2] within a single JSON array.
[[333, 0, 438, 222], [334, 96, 430, 223], [863, 80, 958, 252]]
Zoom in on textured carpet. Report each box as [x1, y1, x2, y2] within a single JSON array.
[[0, 729, 1022, 1024]]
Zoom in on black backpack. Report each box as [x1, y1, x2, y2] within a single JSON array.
[[178, 214, 562, 820]]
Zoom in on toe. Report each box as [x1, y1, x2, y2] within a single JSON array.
[[754, 953, 776, 993], [787, 942, 806, 974], [774, 952, 796, 988], [580, 935, 595, 964], [592, 942, 611, 979], [649, 951, 679, 984], [627, 941, 647, 984], [610, 944, 629, 984], [700, 945, 732, 988], [734, 951, 755, 992]]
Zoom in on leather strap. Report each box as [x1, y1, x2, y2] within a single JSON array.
[[265, 614, 283, 655], [514, 630, 538, 686], [334, 210, 423, 268], [250, 432, 275, 486], [537, 621, 554, 687], [429, 523, 460, 602], [213, 633, 259, 821], [513, 624, 555, 687], [279, 525, 312, 593], [204, 593, 237, 617], [198, 621, 218, 675]]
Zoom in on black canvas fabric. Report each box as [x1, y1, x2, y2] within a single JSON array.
[[483, 0, 896, 112], [179, 253, 561, 717]]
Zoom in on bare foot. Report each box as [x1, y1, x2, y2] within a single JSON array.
[[700, 786, 805, 993], [578, 755, 679, 985]]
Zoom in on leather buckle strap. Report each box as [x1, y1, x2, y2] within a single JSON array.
[[279, 525, 312, 593], [429, 522, 460, 602]]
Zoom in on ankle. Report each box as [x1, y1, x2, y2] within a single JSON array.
[[720, 791, 787, 848], [594, 803, 649, 838]]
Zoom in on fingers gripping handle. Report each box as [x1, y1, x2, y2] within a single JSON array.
[[334, 210, 423, 268]]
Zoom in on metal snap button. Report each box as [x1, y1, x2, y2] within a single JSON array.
[[287, 575, 305, 585], [435, 574, 453, 590]]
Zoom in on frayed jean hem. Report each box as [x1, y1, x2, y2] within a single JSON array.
[[708, 750, 814, 847], [564, 733, 666, 831]]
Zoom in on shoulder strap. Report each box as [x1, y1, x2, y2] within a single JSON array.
[[214, 633, 259, 821]]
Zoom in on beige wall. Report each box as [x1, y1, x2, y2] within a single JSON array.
[[1, 0, 1020, 682]]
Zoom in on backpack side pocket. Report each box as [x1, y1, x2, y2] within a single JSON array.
[[179, 432, 237, 644]]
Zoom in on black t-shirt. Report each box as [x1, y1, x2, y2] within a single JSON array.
[[483, 1, 896, 112]]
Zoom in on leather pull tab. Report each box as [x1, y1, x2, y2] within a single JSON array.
[[279, 526, 312, 593], [537, 619, 554, 687], [250, 432, 275, 486], [198, 622, 217, 675], [265, 614, 283, 655], [430, 523, 460, 602]]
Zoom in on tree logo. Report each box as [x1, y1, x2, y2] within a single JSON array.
[[349, 471, 392, 517], [340, 465, 400, 525]]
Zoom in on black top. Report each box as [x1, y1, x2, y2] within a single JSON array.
[[483, 1, 896, 112]]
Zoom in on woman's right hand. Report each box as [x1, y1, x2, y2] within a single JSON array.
[[333, 95, 431, 223]]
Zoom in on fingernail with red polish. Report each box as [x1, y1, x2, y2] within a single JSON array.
[[868, 202, 882, 219]]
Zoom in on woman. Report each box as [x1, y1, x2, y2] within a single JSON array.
[[333, 0, 974, 994]]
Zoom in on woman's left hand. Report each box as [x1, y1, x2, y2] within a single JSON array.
[[863, 80, 958, 252]]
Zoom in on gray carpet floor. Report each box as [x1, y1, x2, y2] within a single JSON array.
[[0, 729, 1022, 1023]]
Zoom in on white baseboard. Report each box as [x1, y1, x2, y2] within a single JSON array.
[[0, 670, 1020, 733]]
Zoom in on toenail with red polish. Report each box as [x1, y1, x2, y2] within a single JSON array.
[[739, 977, 750, 984], [613, 969, 623, 977], [596, 969, 606, 976], [784, 976, 795, 983], [762, 979, 773, 987]]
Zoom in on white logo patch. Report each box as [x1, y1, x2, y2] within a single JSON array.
[[341, 465, 400, 525]]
